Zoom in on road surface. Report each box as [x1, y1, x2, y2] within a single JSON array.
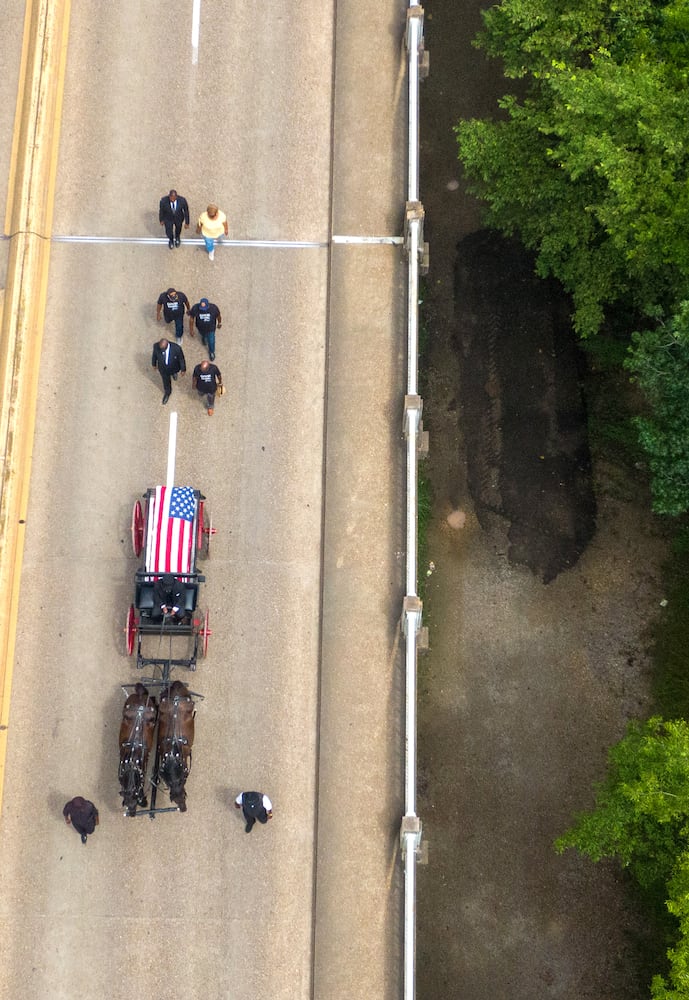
[[0, 1, 407, 997]]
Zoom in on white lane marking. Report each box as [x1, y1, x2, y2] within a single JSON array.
[[333, 235, 404, 245], [166, 412, 178, 491], [50, 236, 327, 247], [191, 0, 201, 65], [47, 235, 404, 247]]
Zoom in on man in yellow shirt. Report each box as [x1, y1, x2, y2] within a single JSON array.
[[196, 203, 228, 261]]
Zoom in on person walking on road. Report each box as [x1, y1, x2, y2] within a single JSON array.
[[152, 337, 186, 405], [159, 189, 190, 248], [63, 796, 99, 845], [157, 287, 190, 342], [192, 359, 223, 416], [188, 297, 222, 360], [235, 791, 273, 833], [196, 204, 228, 261]]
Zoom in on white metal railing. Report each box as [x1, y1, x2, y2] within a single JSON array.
[[401, 6, 428, 1000]]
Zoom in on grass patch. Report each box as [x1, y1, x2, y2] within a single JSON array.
[[416, 277, 432, 599], [417, 467, 432, 598], [582, 333, 641, 470]]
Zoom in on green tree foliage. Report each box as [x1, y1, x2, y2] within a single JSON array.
[[457, 0, 689, 337], [456, 0, 689, 511], [556, 717, 689, 998], [626, 304, 689, 515]]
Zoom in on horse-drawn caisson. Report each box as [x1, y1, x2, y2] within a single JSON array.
[[119, 415, 208, 818], [125, 482, 213, 670]]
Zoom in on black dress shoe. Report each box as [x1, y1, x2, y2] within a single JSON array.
[[172, 373, 178, 381], [210, 353, 215, 361], [175, 238, 180, 247], [162, 393, 170, 404], [168, 239, 174, 249], [81, 833, 87, 844]]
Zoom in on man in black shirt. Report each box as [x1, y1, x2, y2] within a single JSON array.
[[156, 287, 190, 342], [188, 297, 222, 360], [192, 359, 223, 416], [159, 189, 190, 248], [151, 338, 186, 404]]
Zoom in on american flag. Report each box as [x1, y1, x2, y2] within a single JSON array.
[[145, 486, 196, 574]]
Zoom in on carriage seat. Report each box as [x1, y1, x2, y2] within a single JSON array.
[[135, 582, 197, 613], [136, 584, 155, 610]]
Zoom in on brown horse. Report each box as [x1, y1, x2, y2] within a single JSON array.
[[156, 680, 195, 812], [119, 683, 158, 817]]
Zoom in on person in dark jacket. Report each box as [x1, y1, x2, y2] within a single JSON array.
[[63, 797, 99, 845], [156, 287, 190, 342], [159, 189, 190, 248], [152, 574, 186, 622], [151, 338, 186, 404], [235, 791, 273, 833]]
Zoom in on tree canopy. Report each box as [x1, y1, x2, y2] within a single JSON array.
[[456, 0, 689, 512], [556, 717, 689, 998]]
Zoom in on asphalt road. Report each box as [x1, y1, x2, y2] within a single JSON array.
[[0, 2, 407, 998]]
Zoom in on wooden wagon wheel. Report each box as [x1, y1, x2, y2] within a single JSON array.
[[205, 512, 214, 558], [196, 499, 205, 554], [196, 502, 215, 558], [125, 605, 138, 656], [131, 500, 144, 557], [199, 610, 211, 658]]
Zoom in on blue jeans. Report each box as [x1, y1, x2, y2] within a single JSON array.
[[167, 313, 184, 339], [203, 235, 215, 253], [204, 328, 216, 357]]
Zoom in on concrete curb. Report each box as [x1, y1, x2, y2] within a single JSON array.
[[0, 0, 71, 814]]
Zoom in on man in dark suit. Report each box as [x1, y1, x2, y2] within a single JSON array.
[[159, 189, 190, 248], [151, 338, 186, 405], [152, 574, 186, 622]]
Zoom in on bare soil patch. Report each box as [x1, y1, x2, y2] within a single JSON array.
[[457, 230, 596, 583]]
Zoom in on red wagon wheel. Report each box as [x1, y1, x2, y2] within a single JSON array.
[[131, 500, 144, 557], [199, 609, 211, 657], [196, 503, 215, 558], [205, 512, 214, 558], [125, 605, 138, 656], [196, 500, 205, 554]]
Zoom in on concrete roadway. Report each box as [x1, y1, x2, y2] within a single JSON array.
[[0, 2, 406, 998]]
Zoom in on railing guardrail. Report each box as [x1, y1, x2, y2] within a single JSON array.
[[400, 6, 429, 1000]]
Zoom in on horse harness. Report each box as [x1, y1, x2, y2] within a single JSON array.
[[160, 694, 193, 773], [119, 703, 155, 782]]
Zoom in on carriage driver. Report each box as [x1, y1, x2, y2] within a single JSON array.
[[152, 574, 186, 622]]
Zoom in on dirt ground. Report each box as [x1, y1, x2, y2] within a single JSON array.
[[416, 1, 670, 997]]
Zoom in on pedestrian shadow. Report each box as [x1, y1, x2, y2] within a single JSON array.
[[139, 302, 158, 325], [138, 350, 161, 390], [49, 790, 70, 820], [98, 684, 134, 816], [143, 210, 161, 237], [215, 784, 237, 813]]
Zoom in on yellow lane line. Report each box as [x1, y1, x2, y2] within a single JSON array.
[[0, 0, 72, 816]]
